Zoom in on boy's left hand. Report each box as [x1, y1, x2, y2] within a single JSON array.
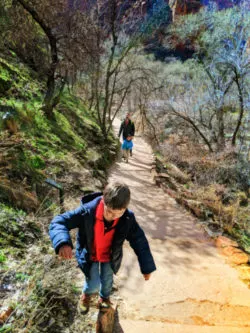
[[143, 273, 151, 281]]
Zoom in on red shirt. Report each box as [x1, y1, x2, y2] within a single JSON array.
[[91, 199, 119, 262]]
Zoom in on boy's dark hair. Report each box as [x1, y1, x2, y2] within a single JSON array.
[[103, 182, 130, 209]]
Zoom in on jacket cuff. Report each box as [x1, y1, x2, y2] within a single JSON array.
[[55, 241, 73, 254]]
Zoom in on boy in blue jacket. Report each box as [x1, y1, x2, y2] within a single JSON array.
[[49, 182, 156, 313]]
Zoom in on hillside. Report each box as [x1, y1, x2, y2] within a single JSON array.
[[0, 53, 118, 207], [0, 53, 119, 331]]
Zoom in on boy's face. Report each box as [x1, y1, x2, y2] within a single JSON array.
[[103, 204, 126, 221]]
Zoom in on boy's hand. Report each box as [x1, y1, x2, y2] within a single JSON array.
[[143, 273, 151, 281], [58, 244, 73, 259]]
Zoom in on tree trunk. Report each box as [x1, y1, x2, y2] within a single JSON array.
[[16, 0, 59, 119], [168, 105, 213, 152], [232, 77, 244, 146], [43, 72, 56, 118], [216, 107, 225, 150]]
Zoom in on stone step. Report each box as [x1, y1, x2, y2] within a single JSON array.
[[116, 319, 250, 333]]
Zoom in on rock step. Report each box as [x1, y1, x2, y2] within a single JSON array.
[[122, 298, 250, 327], [116, 319, 250, 333]]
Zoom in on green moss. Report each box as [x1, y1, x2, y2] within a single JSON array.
[[53, 110, 86, 150], [0, 67, 11, 81], [0, 57, 42, 100], [0, 250, 7, 263], [0, 69, 12, 93], [27, 153, 46, 169]]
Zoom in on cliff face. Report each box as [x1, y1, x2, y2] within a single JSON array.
[[66, 0, 245, 60], [169, 0, 202, 21], [201, 0, 243, 9], [67, 1, 244, 22], [168, 0, 246, 21]]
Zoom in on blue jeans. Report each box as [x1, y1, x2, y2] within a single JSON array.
[[83, 262, 113, 298]]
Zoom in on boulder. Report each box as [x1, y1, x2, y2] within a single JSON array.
[[237, 264, 250, 282], [166, 163, 190, 184], [216, 236, 238, 248], [176, 198, 212, 219], [221, 246, 249, 265], [0, 307, 13, 325], [156, 173, 179, 191]]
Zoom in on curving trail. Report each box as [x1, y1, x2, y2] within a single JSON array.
[[109, 120, 250, 333]]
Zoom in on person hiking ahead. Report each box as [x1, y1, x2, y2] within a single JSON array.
[[118, 113, 135, 156], [49, 182, 156, 314]]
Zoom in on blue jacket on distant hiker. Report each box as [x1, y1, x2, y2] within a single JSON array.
[[118, 112, 135, 159], [49, 183, 156, 313]]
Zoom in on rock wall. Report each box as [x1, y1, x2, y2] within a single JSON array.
[[169, 0, 202, 21]]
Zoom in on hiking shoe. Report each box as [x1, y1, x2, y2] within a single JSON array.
[[78, 294, 91, 314], [98, 297, 112, 309]]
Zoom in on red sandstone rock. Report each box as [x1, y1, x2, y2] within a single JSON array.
[[221, 246, 249, 265], [216, 236, 238, 248], [169, 0, 202, 21]]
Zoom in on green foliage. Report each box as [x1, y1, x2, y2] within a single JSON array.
[[0, 204, 41, 251], [0, 67, 12, 93], [0, 57, 43, 100], [0, 324, 12, 333], [25, 151, 46, 170], [168, 5, 250, 58], [71, 284, 81, 294], [15, 272, 30, 282], [229, 227, 250, 254], [8, 258, 78, 333], [0, 54, 118, 214], [142, 0, 171, 36], [0, 66, 11, 81], [9, 146, 45, 183], [53, 111, 85, 150], [0, 250, 7, 263]]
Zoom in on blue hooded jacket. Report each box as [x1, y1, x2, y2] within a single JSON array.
[[49, 192, 156, 277]]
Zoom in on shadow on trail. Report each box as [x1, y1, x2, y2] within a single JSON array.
[[109, 151, 217, 296], [96, 306, 124, 333], [114, 310, 125, 333]]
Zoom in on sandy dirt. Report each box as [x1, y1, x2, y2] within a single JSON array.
[[109, 120, 250, 333]]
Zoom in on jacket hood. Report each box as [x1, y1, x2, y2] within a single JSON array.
[[80, 192, 102, 211]]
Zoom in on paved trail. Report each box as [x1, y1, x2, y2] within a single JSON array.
[[109, 121, 250, 333]]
